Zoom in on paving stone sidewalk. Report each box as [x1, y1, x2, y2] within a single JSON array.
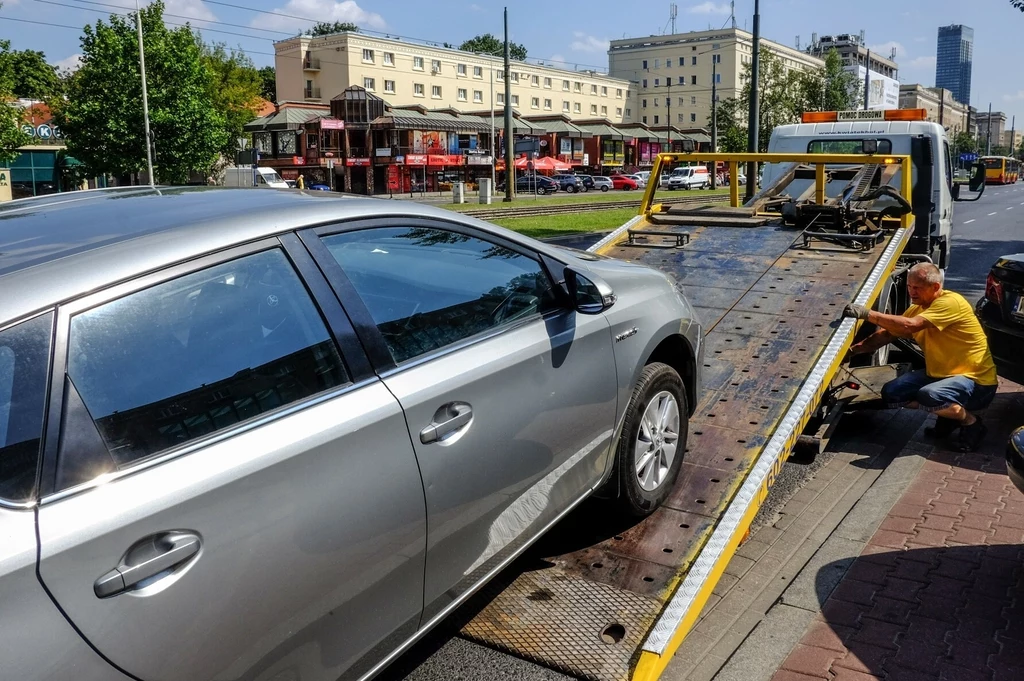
[[772, 381, 1024, 681]]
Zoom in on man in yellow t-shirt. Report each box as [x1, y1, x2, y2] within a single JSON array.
[[845, 262, 998, 452]]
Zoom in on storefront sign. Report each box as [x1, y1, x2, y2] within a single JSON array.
[[427, 154, 464, 166], [292, 156, 305, 165], [559, 138, 572, 155], [405, 154, 428, 166], [36, 124, 52, 139], [346, 157, 372, 166], [466, 155, 493, 166], [387, 165, 400, 191], [375, 147, 392, 157], [21, 124, 35, 137], [319, 119, 344, 130]]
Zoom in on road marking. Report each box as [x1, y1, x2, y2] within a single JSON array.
[[989, 212, 998, 216], [964, 219, 976, 224]]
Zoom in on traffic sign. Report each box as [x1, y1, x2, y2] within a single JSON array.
[[960, 152, 978, 162]]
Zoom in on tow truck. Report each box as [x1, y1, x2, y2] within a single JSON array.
[[448, 110, 986, 681]]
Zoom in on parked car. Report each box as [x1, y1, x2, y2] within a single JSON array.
[[0, 187, 703, 681], [976, 253, 1024, 385], [666, 165, 711, 190], [592, 176, 614, 192], [1007, 426, 1024, 494], [498, 174, 560, 195], [611, 175, 639, 190], [625, 174, 647, 189], [308, 183, 331, 191], [576, 174, 595, 191], [551, 174, 584, 193], [632, 170, 652, 185]]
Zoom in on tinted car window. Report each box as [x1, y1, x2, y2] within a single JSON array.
[[322, 227, 559, 364], [67, 249, 348, 467], [0, 313, 53, 502]]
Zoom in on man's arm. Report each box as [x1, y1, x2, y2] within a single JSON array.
[[843, 304, 936, 337], [849, 328, 895, 355]]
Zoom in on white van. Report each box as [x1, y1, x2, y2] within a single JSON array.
[[665, 165, 710, 190], [224, 166, 289, 189], [761, 109, 983, 269]]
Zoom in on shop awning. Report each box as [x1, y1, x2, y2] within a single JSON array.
[[243, 107, 324, 131], [574, 121, 626, 140], [523, 117, 593, 138], [614, 125, 657, 142], [371, 109, 493, 133], [685, 132, 712, 143]]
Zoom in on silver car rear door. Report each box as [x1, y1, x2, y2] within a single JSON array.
[[35, 238, 427, 681], [302, 219, 619, 625]]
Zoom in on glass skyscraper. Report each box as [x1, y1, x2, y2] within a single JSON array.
[[935, 25, 974, 105]]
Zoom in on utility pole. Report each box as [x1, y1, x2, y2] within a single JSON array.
[[135, 0, 154, 186], [938, 89, 945, 129], [745, 0, 760, 201], [1011, 116, 1016, 158], [711, 57, 717, 189], [986, 102, 992, 156], [666, 78, 672, 151], [863, 50, 871, 111], [503, 7, 514, 202], [490, 59, 495, 186]]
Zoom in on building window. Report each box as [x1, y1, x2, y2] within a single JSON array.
[[574, 81, 583, 93], [457, 63, 467, 76], [562, 79, 570, 91], [601, 86, 608, 96], [384, 79, 395, 94], [413, 56, 424, 70], [642, 115, 648, 124], [654, 78, 660, 86], [691, 96, 696, 105], [362, 48, 374, 63], [363, 77, 375, 91], [414, 83, 425, 97], [654, 98, 659, 107], [574, 102, 581, 114], [616, 107, 623, 116], [473, 65, 483, 78], [511, 94, 519, 106], [431, 85, 442, 98], [642, 60, 648, 69], [678, 76, 685, 85], [714, 73, 722, 84], [591, 84, 597, 95], [601, 105, 607, 116], [457, 88, 467, 101], [562, 100, 570, 112], [654, 115, 659, 124], [678, 113, 685, 123], [473, 89, 483, 103], [497, 93, 505, 104], [497, 70, 504, 80], [654, 58, 660, 69], [642, 79, 648, 88], [591, 104, 598, 115], [616, 88, 622, 98], [690, 113, 697, 122], [679, 57, 685, 66], [692, 56, 697, 66], [642, 98, 647, 108], [531, 97, 539, 108], [383, 52, 394, 66], [713, 54, 722, 64], [532, 75, 539, 86], [713, 43, 721, 49], [431, 59, 441, 73], [625, 108, 631, 117], [691, 75, 697, 85], [510, 72, 519, 82]]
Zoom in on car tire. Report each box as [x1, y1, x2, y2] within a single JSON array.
[[601, 186, 609, 192], [567, 185, 576, 193], [614, 362, 687, 517]]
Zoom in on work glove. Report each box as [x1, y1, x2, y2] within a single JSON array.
[[842, 303, 870, 320]]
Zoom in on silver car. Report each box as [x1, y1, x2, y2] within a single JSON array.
[[0, 187, 703, 681], [591, 176, 615, 192]]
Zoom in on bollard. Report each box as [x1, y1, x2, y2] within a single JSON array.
[[452, 182, 465, 204], [478, 178, 492, 205]]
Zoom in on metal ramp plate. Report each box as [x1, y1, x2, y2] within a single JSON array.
[[459, 218, 909, 681]]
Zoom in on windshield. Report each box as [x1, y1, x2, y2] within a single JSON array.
[[982, 158, 1003, 169], [262, 169, 284, 184], [807, 139, 893, 155]]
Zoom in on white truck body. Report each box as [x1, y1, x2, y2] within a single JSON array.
[[224, 167, 288, 189], [762, 119, 955, 268]]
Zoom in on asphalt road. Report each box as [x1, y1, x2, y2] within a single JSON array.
[[383, 183, 1023, 681]]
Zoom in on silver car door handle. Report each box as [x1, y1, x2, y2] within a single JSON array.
[[94, 532, 201, 598], [419, 404, 473, 444]]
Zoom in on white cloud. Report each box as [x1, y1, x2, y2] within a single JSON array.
[[161, 0, 216, 23], [868, 41, 906, 59], [468, 3, 483, 10], [52, 53, 83, 73], [1004, 90, 1024, 102], [908, 55, 936, 69], [570, 32, 609, 53], [544, 54, 567, 67], [251, 0, 385, 33], [687, 1, 730, 14]]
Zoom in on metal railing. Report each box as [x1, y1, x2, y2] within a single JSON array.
[[304, 87, 321, 99], [303, 57, 321, 70]]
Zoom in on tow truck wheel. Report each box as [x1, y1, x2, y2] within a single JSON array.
[[615, 362, 687, 517]]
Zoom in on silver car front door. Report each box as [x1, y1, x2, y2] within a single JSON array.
[[35, 244, 427, 681], [312, 223, 619, 623]]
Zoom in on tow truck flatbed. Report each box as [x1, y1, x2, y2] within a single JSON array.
[[452, 153, 917, 681]]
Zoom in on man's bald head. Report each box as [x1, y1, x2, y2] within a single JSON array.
[[907, 262, 943, 306], [909, 262, 943, 287]]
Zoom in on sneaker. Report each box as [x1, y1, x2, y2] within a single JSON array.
[[925, 416, 960, 439], [957, 417, 987, 453]]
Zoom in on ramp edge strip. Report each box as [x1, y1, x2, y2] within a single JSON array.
[[589, 215, 644, 255], [633, 226, 912, 675]]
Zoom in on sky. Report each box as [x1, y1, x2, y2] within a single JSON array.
[[2, 0, 1023, 126]]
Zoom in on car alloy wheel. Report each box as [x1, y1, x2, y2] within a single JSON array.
[[601, 186, 609, 192], [634, 390, 680, 491]]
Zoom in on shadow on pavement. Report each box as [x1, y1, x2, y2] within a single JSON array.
[[944, 237, 1023, 305]]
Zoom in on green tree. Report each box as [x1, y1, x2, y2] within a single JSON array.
[[738, 48, 803, 152], [257, 65, 276, 102], [458, 34, 528, 61], [8, 49, 61, 100], [707, 97, 747, 152], [50, 1, 226, 183], [0, 39, 32, 164], [203, 43, 263, 158], [307, 21, 359, 36], [952, 130, 978, 154], [797, 48, 861, 113]]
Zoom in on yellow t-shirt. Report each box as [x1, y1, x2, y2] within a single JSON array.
[[903, 289, 998, 386]]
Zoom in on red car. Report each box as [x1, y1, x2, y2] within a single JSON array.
[[610, 175, 639, 190]]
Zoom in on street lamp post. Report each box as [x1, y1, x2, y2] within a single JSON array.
[[135, 0, 154, 186], [745, 0, 761, 201]]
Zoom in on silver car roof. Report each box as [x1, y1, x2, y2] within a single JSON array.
[[0, 186, 545, 326]]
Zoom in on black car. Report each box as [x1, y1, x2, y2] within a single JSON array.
[[551, 174, 583, 193], [574, 174, 595, 191], [976, 254, 1024, 385], [1007, 427, 1024, 494], [498, 175, 559, 195]]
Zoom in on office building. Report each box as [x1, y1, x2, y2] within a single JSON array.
[[806, 32, 899, 78], [975, 110, 1007, 150], [935, 25, 973, 105], [608, 28, 823, 132], [898, 85, 971, 134]]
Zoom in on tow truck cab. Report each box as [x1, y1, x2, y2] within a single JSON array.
[[762, 108, 972, 270]]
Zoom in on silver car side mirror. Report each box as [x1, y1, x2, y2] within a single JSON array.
[[565, 268, 616, 314]]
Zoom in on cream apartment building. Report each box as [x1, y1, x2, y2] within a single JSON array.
[[275, 32, 634, 124], [608, 28, 824, 131]]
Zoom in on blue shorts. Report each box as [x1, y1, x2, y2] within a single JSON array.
[[881, 369, 997, 413]]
